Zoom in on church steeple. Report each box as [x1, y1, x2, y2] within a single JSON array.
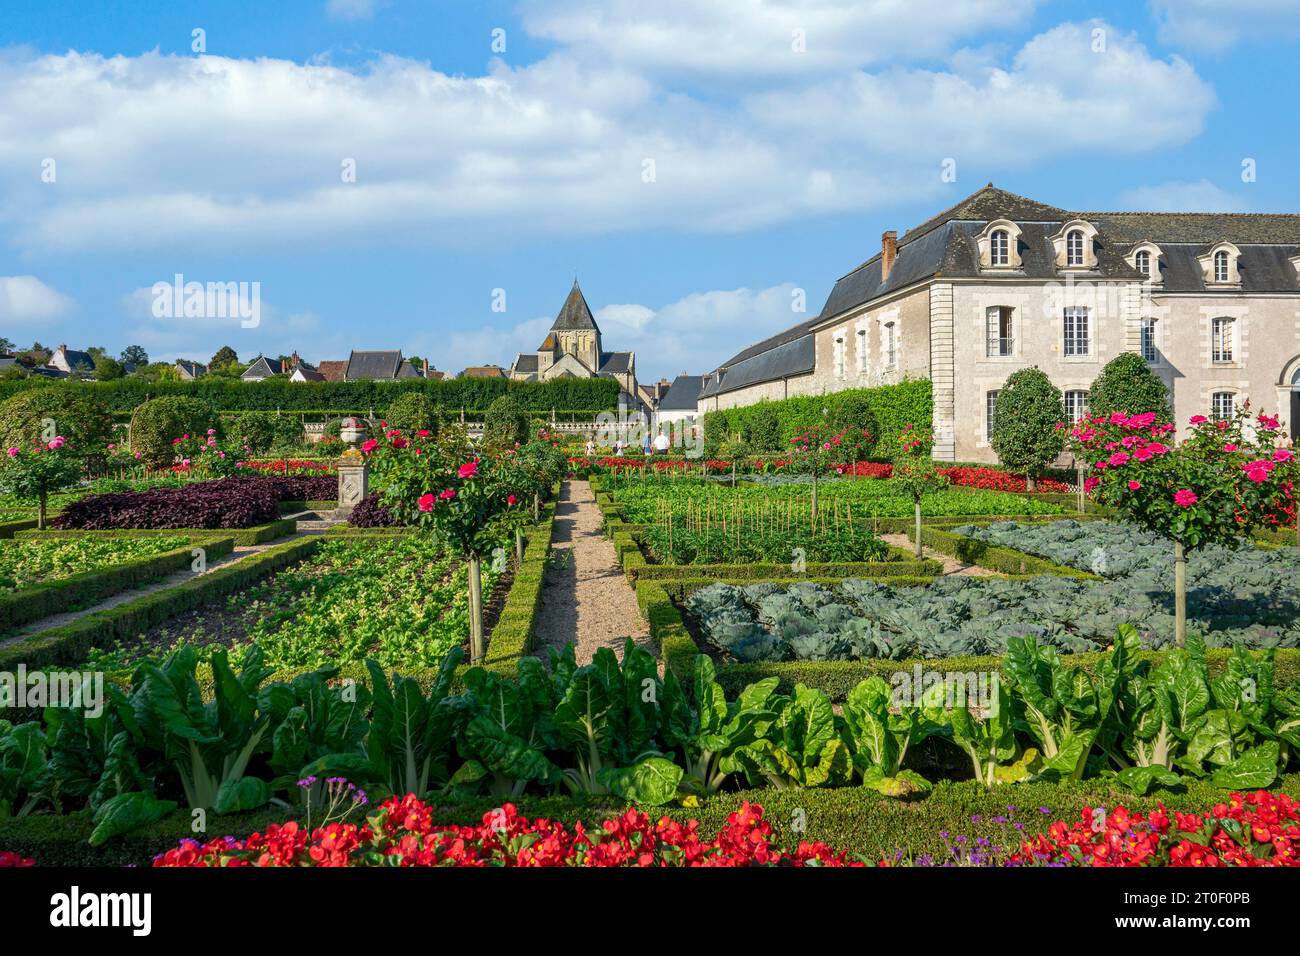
[[542, 279, 601, 371]]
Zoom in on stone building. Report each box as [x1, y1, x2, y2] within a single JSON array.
[[510, 281, 639, 404], [699, 185, 1300, 460]]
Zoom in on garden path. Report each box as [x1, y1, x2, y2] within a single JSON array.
[[880, 533, 998, 577], [0, 528, 328, 647], [533, 480, 652, 664]]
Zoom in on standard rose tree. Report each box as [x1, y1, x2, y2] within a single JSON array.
[[0, 436, 83, 529], [788, 423, 870, 524], [366, 426, 524, 663], [1068, 405, 1295, 646], [889, 426, 949, 558]]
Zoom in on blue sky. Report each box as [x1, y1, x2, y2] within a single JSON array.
[[1, 0, 1299, 381]]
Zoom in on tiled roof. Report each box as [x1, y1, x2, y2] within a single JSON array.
[[317, 360, 347, 382], [659, 374, 703, 411], [345, 350, 403, 380], [598, 351, 632, 374], [512, 353, 539, 373]]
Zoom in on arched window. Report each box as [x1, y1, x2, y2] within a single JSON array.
[[1212, 391, 1236, 421], [1211, 317, 1234, 363], [1135, 249, 1151, 278], [1214, 250, 1230, 282], [1066, 230, 1085, 267], [990, 229, 1009, 267]]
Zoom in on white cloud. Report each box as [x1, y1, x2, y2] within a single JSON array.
[[326, 0, 380, 22], [1151, 0, 1300, 52], [0, 20, 1213, 252], [1117, 179, 1251, 212], [0, 275, 75, 323], [521, 0, 1040, 79]]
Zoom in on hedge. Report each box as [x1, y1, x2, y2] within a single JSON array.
[[702, 379, 932, 456], [16, 518, 297, 547], [0, 375, 620, 414], [0, 534, 235, 633], [0, 516, 39, 539], [4, 767, 1297, 867], [480, 502, 556, 672], [0, 536, 323, 672], [914, 526, 1099, 579], [278, 499, 337, 514]]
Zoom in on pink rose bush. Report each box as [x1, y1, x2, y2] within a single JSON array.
[[1068, 403, 1298, 643]]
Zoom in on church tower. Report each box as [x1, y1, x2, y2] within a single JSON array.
[[549, 279, 602, 371]]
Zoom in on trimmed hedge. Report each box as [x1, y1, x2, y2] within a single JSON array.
[[0, 534, 235, 633], [17, 519, 296, 547], [0, 374, 620, 414], [0, 536, 322, 671], [481, 503, 556, 672], [702, 379, 932, 457], [0, 516, 39, 539], [915, 526, 1099, 579], [4, 771, 1297, 866], [278, 499, 337, 514]]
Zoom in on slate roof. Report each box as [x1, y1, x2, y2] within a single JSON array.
[[175, 359, 207, 378], [241, 356, 281, 379], [344, 350, 403, 381], [30, 366, 68, 379], [598, 351, 632, 374], [551, 280, 599, 331], [512, 354, 539, 374], [659, 374, 703, 411], [396, 360, 423, 379]]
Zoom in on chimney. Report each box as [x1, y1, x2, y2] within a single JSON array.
[[423, 358, 430, 376], [880, 232, 897, 281], [291, 351, 300, 368]]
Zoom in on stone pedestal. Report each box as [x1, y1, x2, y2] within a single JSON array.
[[336, 448, 368, 515]]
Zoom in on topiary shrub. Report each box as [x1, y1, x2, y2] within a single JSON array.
[[385, 392, 438, 434], [482, 394, 529, 449], [990, 367, 1066, 489], [130, 396, 219, 469], [1089, 352, 1172, 421], [0, 384, 112, 455], [741, 402, 783, 453], [225, 412, 304, 455]]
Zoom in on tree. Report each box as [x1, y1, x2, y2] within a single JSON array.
[[1068, 405, 1295, 646], [1089, 352, 1172, 422], [0, 337, 14, 354], [120, 345, 149, 366], [210, 345, 239, 370], [385, 392, 438, 434], [130, 396, 219, 469], [0, 385, 112, 456], [482, 394, 529, 450], [94, 357, 125, 381], [890, 426, 949, 558], [990, 367, 1066, 489], [741, 402, 783, 453], [0, 436, 83, 528]]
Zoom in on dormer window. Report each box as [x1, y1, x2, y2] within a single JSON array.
[[1199, 242, 1241, 286], [1066, 230, 1085, 267], [1051, 219, 1099, 270], [978, 219, 1023, 270], [990, 230, 1009, 267], [1214, 250, 1229, 283], [1135, 250, 1150, 277]]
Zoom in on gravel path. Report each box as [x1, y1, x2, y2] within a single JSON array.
[[533, 480, 652, 664], [881, 533, 998, 577]]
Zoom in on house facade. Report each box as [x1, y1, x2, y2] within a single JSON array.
[[699, 185, 1300, 461], [510, 281, 639, 404]]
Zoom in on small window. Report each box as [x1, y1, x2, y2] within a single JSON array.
[[833, 335, 846, 378], [856, 328, 867, 372], [985, 306, 1014, 357], [1065, 390, 1088, 423], [883, 322, 896, 367], [1140, 318, 1158, 363], [990, 229, 1009, 267], [1211, 317, 1234, 363], [1135, 249, 1152, 278], [1212, 391, 1236, 421], [1214, 250, 1230, 282], [1063, 306, 1090, 356], [1066, 230, 1085, 267], [986, 390, 1000, 441]]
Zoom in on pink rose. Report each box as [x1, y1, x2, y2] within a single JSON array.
[[361, 439, 379, 454], [507, 494, 518, 505], [418, 493, 435, 512], [1274, 448, 1295, 463], [438, 488, 456, 500], [1173, 489, 1198, 508], [458, 461, 478, 479], [5, 447, 17, 457], [1128, 480, 1141, 490], [1108, 452, 1130, 467], [1084, 476, 1100, 492], [1189, 415, 1207, 425], [1223, 444, 1238, 452]]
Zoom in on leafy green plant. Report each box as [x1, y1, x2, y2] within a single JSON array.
[[365, 649, 466, 799], [840, 676, 941, 796], [1088, 352, 1172, 422], [723, 684, 852, 789]]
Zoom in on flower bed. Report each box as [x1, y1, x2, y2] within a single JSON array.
[[1012, 790, 1298, 867], [51, 475, 336, 530], [152, 797, 857, 867]]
